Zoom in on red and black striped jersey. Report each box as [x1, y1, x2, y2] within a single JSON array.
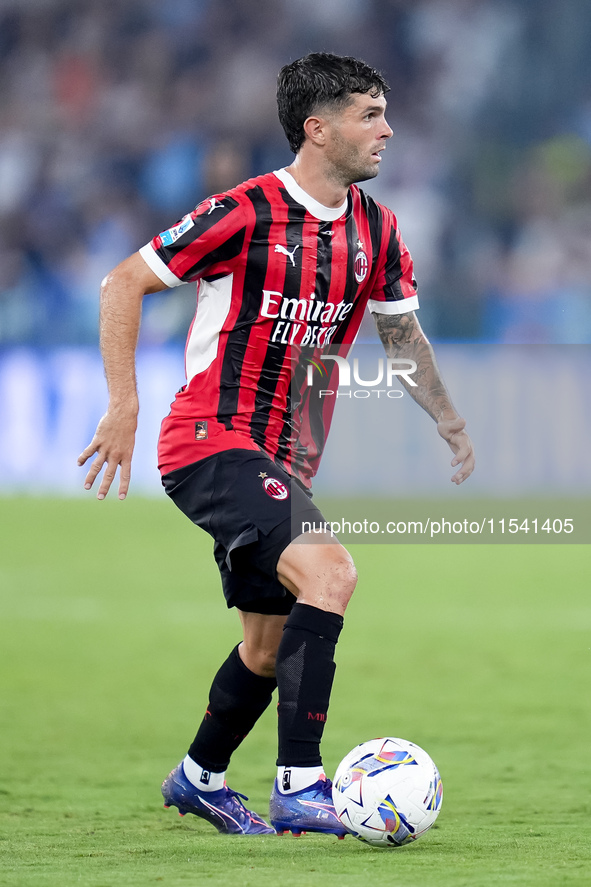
[[139, 168, 418, 485]]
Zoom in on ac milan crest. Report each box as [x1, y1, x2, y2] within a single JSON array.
[[263, 477, 289, 500], [354, 249, 368, 283]]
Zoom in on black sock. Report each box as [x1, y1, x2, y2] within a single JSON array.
[[188, 644, 277, 772], [275, 603, 344, 767]]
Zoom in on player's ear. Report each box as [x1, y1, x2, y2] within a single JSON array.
[[303, 114, 329, 147]]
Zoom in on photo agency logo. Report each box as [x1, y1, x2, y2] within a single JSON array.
[[304, 354, 417, 398]]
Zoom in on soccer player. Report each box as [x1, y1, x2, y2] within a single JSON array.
[[79, 53, 474, 837]]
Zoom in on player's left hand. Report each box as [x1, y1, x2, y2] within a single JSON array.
[[437, 416, 475, 485]]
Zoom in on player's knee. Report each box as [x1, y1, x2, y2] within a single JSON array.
[[317, 550, 357, 613], [279, 540, 357, 614], [255, 650, 278, 678], [243, 644, 277, 678], [333, 554, 358, 603]]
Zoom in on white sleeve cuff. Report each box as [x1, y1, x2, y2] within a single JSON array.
[[368, 294, 419, 315], [139, 244, 185, 288]]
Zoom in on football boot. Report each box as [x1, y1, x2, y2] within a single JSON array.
[[161, 763, 274, 835], [269, 774, 347, 838]]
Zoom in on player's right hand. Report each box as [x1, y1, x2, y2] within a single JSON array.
[[77, 406, 138, 500]]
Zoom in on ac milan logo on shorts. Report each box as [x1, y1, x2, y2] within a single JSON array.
[[354, 249, 368, 283], [263, 477, 289, 500]]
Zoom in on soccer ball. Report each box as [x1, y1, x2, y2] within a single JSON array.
[[332, 737, 443, 847]]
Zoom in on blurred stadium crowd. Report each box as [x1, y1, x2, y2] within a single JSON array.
[[1, 0, 591, 347]]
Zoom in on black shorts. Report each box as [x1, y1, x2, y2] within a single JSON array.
[[162, 449, 327, 615]]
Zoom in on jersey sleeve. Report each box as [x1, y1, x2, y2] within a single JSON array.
[[139, 194, 247, 288], [367, 210, 419, 315]]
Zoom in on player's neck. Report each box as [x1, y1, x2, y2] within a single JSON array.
[[285, 157, 349, 209]]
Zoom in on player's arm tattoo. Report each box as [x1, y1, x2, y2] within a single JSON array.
[[374, 311, 456, 421], [374, 311, 420, 349]]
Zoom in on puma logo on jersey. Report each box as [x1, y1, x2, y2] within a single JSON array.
[[274, 243, 299, 266], [208, 198, 224, 214]]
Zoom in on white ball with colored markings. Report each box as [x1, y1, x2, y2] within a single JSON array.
[[332, 737, 443, 847]]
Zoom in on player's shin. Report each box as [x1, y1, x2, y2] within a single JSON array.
[[186, 643, 277, 788], [275, 603, 343, 787]]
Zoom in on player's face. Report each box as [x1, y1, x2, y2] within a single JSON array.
[[324, 92, 393, 185]]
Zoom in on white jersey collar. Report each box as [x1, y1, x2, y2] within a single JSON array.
[[273, 168, 348, 221]]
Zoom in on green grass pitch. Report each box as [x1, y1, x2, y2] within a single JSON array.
[[1, 497, 590, 886]]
